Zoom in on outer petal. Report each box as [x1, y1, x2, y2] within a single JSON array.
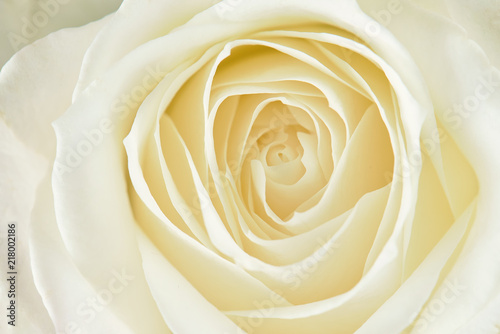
[[74, 0, 220, 97], [0, 0, 121, 68], [358, 0, 500, 332], [444, 0, 500, 69], [0, 15, 113, 159], [0, 120, 52, 333], [0, 14, 142, 333]]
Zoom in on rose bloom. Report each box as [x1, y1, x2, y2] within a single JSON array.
[[1, 0, 500, 333]]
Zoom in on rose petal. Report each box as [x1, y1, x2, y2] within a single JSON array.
[[73, 0, 218, 96], [0, 0, 120, 67], [360, 0, 500, 331], [0, 120, 53, 333], [0, 17, 112, 159]]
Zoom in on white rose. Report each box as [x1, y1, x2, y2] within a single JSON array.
[[1, 0, 499, 333]]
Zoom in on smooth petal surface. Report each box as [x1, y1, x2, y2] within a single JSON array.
[[0, 119, 52, 333], [0, 16, 112, 159], [0, 15, 120, 333], [358, 0, 500, 332], [0, 0, 121, 68]]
